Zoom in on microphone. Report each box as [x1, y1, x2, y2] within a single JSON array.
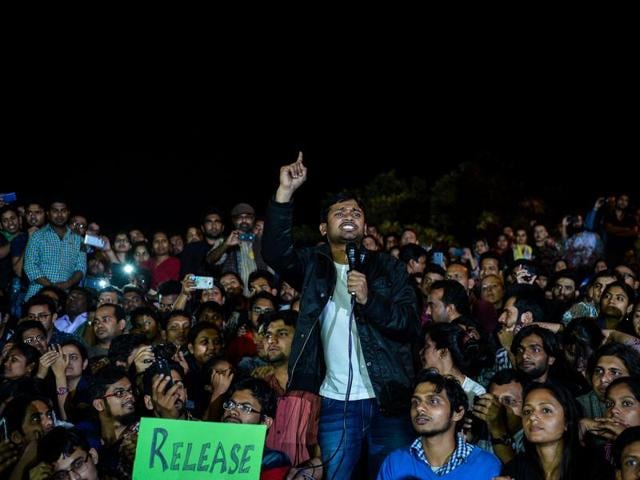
[[346, 242, 358, 299], [346, 242, 358, 272]]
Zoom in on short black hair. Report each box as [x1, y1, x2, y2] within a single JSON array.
[[123, 284, 145, 297], [399, 244, 429, 264], [95, 303, 126, 322], [158, 280, 182, 297], [429, 280, 471, 317], [38, 427, 92, 464], [14, 320, 47, 340], [130, 306, 160, 324], [511, 324, 560, 359], [108, 333, 148, 364], [226, 377, 277, 419], [488, 369, 529, 390], [23, 294, 57, 316], [261, 309, 298, 332], [320, 191, 366, 223], [414, 369, 468, 432], [88, 365, 130, 402]]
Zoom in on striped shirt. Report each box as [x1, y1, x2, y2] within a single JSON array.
[[24, 224, 86, 299]]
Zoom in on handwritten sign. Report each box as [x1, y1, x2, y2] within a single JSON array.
[[132, 417, 266, 479]]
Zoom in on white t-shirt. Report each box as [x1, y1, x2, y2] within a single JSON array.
[[319, 262, 375, 400]]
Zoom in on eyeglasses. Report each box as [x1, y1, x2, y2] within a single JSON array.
[[27, 312, 52, 321], [72, 223, 87, 229], [51, 453, 90, 480], [24, 334, 46, 345], [223, 399, 262, 415], [252, 306, 274, 315], [101, 387, 134, 400]]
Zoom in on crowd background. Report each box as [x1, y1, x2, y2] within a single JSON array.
[[0, 153, 639, 479]]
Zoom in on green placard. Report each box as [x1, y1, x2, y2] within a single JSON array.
[[132, 417, 266, 480]]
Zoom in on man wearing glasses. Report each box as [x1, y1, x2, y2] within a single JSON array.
[[82, 365, 139, 480], [33, 427, 100, 480], [221, 377, 291, 477], [24, 294, 74, 346]]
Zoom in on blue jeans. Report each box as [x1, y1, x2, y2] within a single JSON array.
[[318, 397, 414, 480]]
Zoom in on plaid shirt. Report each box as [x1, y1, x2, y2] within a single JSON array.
[[24, 224, 86, 299], [410, 433, 474, 476]]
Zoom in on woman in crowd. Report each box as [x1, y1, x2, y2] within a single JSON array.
[[500, 382, 614, 479]]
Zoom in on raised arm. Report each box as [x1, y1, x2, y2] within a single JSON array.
[[263, 152, 309, 289], [275, 151, 308, 203]]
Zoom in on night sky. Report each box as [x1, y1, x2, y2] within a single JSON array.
[[6, 92, 637, 237]]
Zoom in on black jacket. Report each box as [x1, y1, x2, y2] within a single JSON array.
[[263, 200, 419, 415]]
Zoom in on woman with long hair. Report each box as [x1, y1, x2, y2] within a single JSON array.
[[500, 382, 613, 480]]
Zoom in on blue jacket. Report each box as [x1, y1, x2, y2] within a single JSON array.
[[377, 445, 501, 480]]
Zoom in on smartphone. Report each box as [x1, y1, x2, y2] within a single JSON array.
[[432, 251, 446, 268], [84, 234, 105, 249], [0, 192, 17, 203], [153, 355, 175, 393], [238, 232, 256, 242], [192, 275, 214, 289]]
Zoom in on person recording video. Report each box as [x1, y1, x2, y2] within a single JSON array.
[[262, 152, 419, 479]]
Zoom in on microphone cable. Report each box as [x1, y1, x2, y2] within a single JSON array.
[[327, 294, 355, 480], [287, 295, 356, 480]]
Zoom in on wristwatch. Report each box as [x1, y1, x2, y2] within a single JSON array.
[[491, 434, 511, 446], [57, 386, 69, 396]]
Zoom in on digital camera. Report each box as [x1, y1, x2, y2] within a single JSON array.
[[152, 343, 177, 361]]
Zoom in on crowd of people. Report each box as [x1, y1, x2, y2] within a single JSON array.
[[0, 154, 639, 479]]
